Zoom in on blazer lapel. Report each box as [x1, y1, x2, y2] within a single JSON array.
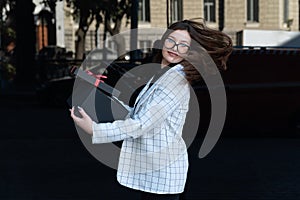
[[134, 76, 153, 107], [132, 66, 175, 115], [133, 77, 160, 115]]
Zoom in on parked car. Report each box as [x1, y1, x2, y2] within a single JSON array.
[[35, 47, 300, 137], [220, 47, 300, 136]]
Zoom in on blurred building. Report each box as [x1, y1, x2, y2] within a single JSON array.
[[148, 0, 300, 46], [34, 0, 300, 55]]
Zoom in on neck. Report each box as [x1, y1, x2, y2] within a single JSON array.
[[161, 58, 170, 69]]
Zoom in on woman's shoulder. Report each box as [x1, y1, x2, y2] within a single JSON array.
[[172, 64, 186, 76], [165, 64, 186, 81], [157, 64, 188, 89]]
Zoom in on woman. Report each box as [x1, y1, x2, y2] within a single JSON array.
[[70, 19, 233, 200]]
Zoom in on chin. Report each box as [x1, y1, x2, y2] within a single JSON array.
[[168, 58, 183, 64]]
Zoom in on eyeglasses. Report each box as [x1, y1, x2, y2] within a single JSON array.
[[164, 38, 190, 54]]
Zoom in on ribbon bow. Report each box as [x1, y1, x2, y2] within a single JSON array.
[[86, 70, 107, 87]]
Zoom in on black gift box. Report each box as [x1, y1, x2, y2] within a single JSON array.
[[68, 68, 129, 123]]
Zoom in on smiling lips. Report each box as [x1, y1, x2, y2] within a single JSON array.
[[167, 51, 179, 57]]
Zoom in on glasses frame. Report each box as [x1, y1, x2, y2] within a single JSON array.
[[164, 37, 191, 54]]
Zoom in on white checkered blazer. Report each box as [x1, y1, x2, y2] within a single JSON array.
[[92, 64, 190, 194]]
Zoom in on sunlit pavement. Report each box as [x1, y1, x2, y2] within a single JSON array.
[[0, 94, 300, 200]]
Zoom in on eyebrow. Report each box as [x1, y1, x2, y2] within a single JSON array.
[[168, 35, 190, 44]]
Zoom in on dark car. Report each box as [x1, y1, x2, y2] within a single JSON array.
[[220, 47, 300, 136], [35, 47, 300, 137]]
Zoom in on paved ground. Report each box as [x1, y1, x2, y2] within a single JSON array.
[[0, 92, 300, 200]]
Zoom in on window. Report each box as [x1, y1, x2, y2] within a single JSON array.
[[247, 0, 259, 22], [283, 0, 289, 23], [138, 0, 150, 22], [139, 40, 152, 53], [204, 0, 216, 22], [171, 0, 183, 23], [107, 40, 117, 53]]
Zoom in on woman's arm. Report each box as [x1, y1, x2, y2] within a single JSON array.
[[91, 85, 181, 143], [70, 69, 188, 143]]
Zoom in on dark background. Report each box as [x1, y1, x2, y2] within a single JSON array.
[[0, 0, 300, 199], [0, 92, 300, 200], [0, 48, 300, 200]]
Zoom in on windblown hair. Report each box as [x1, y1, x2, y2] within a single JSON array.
[[153, 18, 233, 83]]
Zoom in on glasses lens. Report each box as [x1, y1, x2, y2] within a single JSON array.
[[178, 44, 190, 54], [164, 38, 176, 49], [164, 38, 190, 54]]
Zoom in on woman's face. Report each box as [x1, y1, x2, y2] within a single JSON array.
[[161, 29, 191, 67]]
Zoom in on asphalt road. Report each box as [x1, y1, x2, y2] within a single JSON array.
[[0, 93, 300, 200]]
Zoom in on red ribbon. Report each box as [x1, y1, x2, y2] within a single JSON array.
[[86, 70, 107, 87]]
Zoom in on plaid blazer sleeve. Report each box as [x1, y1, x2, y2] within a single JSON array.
[[92, 66, 189, 144]]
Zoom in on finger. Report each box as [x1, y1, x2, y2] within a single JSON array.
[[70, 106, 75, 118], [70, 106, 79, 120], [77, 106, 88, 118]]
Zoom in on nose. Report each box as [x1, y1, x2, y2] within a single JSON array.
[[172, 44, 179, 52]]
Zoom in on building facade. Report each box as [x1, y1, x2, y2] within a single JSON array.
[[38, 0, 300, 55], [147, 0, 300, 46]]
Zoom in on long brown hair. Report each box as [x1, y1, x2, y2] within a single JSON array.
[[153, 18, 233, 83]]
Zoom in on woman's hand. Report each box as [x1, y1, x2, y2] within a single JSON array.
[[70, 106, 93, 135]]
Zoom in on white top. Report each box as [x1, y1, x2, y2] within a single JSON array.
[[92, 64, 190, 194]]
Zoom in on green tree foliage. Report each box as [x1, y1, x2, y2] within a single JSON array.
[[0, 0, 17, 81], [0, 0, 17, 47]]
